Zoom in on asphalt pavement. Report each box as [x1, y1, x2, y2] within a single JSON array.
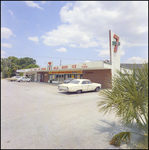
[[1, 79, 133, 149]]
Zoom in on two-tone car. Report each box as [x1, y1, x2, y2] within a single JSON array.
[[6, 76, 20, 81], [58, 79, 101, 94]]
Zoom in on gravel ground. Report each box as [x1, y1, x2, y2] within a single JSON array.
[[1, 79, 138, 149]]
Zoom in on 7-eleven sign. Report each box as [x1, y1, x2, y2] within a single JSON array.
[[113, 34, 120, 53]]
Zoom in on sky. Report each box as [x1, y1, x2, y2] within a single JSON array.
[[1, 1, 148, 67]]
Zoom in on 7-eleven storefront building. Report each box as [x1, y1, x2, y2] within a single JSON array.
[[17, 30, 121, 89]]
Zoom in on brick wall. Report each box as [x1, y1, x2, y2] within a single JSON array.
[[82, 69, 112, 89], [37, 72, 49, 82]]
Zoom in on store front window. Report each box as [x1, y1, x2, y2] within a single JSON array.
[[48, 73, 82, 83]]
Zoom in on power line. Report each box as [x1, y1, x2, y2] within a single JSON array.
[[3, 52, 102, 61]]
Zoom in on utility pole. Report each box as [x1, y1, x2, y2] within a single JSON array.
[[60, 60, 62, 66]]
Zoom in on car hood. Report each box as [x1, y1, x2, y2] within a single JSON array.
[[58, 83, 78, 87]]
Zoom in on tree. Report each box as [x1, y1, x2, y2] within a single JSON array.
[[1, 56, 39, 78], [97, 62, 148, 148]]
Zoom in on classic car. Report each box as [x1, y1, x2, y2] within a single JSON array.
[[17, 76, 31, 82], [58, 79, 101, 94], [6, 76, 20, 81], [63, 78, 74, 84]]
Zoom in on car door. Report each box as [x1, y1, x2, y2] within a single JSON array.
[[21, 77, 25, 81], [24, 77, 28, 82], [81, 81, 88, 91], [87, 80, 94, 91]]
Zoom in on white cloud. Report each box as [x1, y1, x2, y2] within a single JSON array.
[[1, 27, 13, 39], [1, 51, 6, 58], [42, 1, 46, 4], [55, 47, 67, 52], [85, 60, 91, 62], [120, 50, 125, 56], [41, 1, 147, 50], [69, 44, 77, 47], [1, 43, 12, 48], [126, 57, 148, 64], [7, 10, 14, 18], [28, 36, 39, 44], [97, 49, 109, 58], [25, 1, 43, 10]]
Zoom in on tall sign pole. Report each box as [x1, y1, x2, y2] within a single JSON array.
[[109, 30, 121, 79]]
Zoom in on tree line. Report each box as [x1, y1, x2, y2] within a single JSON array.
[[1, 56, 39, 78]]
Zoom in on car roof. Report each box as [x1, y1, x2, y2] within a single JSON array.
[[71, 79, 90, 81]]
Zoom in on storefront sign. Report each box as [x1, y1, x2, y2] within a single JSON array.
[[38, 68, 40, 71], [49, 71, 82, 74], [53, 67, 59, 69], [81, 63, 88, 68], [34, 69, 37, 71], [41, 68, 46, 70], [72, 65, 76, 68], [62, 65, 68, 69]]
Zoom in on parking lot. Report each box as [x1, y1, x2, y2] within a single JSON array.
[[1, 79, 128, 149]]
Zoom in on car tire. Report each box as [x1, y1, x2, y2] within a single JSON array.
[[76, 90, 82, 94], [95, 87, 100, 92]]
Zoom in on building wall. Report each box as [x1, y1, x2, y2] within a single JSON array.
[[83, 69, 112, 89], [37, 72, 49, 82]]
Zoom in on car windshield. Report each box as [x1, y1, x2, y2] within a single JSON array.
[[64, 79, 72, 82], [69, 80, 80, 84], [15, 76, 20, 78]]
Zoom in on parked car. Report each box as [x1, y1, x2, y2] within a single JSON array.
[[63, 78, 74, 84], [6, 76, 20, 81], [58, 79, 101, 94], [17, 76, 31, 82]]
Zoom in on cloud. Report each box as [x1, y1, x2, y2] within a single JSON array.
[[41, 1, 147, 50], [55, 47, 67, 52], [25, 1, 43, 10], [42, 1, 46, 4], [69, 44, 77, 47], [28, 36, 39, 44], [97, 49, 109, 58], [85, 60, 91, 62], [126, 57, 148, 64], [1, 27, 13, 39], [120, 50, 125, 56], [7, 10, 14, 18], [1, 43, 12, 48], [1, 51, 6, 58]]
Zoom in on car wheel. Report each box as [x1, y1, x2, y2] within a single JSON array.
[[95, 87, 100, 92], [76, 90, 82, 94]]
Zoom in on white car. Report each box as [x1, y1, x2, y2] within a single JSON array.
[[17, 76, 31, 82], [58, 79, 101, 94]]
